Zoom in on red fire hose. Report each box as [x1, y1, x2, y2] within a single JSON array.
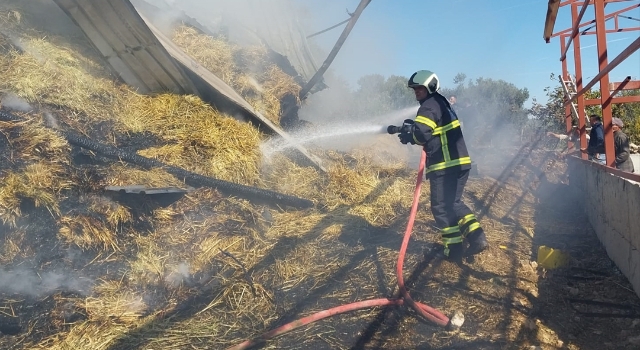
[[227, 151, 449, 350]]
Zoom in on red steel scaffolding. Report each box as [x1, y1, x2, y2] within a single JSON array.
[[543, 0, 640, 180]]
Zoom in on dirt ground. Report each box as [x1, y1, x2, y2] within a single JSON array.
[[243, 147, 640, 350]]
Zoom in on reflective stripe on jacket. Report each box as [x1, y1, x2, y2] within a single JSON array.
[[411, 93, 471, 174]]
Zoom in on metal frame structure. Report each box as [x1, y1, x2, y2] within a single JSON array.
[[543, 0, 640, 180]]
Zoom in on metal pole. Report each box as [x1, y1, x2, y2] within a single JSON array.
[[299, 0, 372, 100], [567, 36, 640, 104], [594, 0, 615, 167], [560, 36, 573, 140], [306, 18, 352, 39], [570, 2, 589, 159], [560, 0, 591, 61]]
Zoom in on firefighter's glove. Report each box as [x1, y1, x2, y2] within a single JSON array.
[[397, 119, 416, 145], [398, 132, 414, 144]]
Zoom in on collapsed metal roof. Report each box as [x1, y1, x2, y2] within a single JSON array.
[[50, 0, 327, 172], [134, 0, 326, 90]]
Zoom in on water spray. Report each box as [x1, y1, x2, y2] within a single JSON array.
[[261, 106, 417, 160], [260, 123, 389, 160]]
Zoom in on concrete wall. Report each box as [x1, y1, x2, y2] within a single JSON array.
[[569, 158, 640, 297], [631, 154, 640, 173]]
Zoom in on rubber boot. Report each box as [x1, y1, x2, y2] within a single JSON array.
[[424, 243, 463, 262], [444, 243, 463, 262], [466, 230, 489, 256]]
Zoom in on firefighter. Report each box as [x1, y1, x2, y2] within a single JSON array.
[[391, 70, 489, 260]]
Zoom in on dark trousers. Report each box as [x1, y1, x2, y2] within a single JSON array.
[[429, 169, 482, 250]]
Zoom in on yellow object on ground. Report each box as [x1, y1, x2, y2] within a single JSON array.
[[537, 245, 570, 269]]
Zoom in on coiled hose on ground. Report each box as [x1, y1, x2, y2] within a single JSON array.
[[0, 109, 313, 209], [227, 150, 450, 350]]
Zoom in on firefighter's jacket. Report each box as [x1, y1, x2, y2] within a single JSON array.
[[411, 93, 472, 175]]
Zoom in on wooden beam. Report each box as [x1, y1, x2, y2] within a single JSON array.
[[584, 95, 640, 105], [610, 77, 640, 91], [544, 0, 561, 43]]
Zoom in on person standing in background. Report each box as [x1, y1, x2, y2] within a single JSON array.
[[612, 117, 635, 173]]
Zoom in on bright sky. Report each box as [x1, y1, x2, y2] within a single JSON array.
[[301, 0, 640, 107]]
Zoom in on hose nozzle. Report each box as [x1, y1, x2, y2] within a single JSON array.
[[387, 125, 403, 134]]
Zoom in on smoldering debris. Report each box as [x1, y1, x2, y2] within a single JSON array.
[[0, 268, 93, 297], [164, 262, 191, 288]]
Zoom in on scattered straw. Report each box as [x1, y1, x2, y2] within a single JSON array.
[[58, 215, 119, 252], [120, 93, 263, 185]]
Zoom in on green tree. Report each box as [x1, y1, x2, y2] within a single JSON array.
[[351, 74, 415, 117], [442, 75, 530, 146], [384, 75, 416, 110]]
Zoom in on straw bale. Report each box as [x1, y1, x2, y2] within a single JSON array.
[[231, 71, 263, 98], [0, 7, 21, 27], [265, 210, 328, 239], [56, 193, 134, 251], [86, 195, 133, 228], [11, 119, 70, 159], [235, 45, 270, 74], [32, 319, 143, 350], [0, 8, 608, 349], [0, 28, 262, 188], [128, 231, 168, 286], [349, 177, 414, 226], [262, 154, 326, 202], [247, 65, 301, 125], [271, 240, 347, 292], [126, 193, 267, 287], [263, 65, 301, 101], [84, 280, 148, 324]]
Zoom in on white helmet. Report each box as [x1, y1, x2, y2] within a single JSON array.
[[408, 70, 440, 94]]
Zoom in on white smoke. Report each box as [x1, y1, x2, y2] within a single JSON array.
[[0, 268, 93, 297], [164, 262, 191, 288], [43, 111, 59, 128], [0, 93, 33, 112]]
